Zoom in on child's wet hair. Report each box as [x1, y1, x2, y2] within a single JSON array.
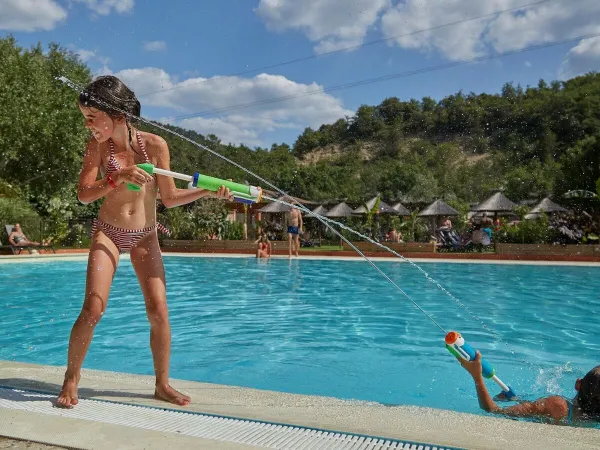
[[79, 75, 140, 123], [577, 366, 600, 419]]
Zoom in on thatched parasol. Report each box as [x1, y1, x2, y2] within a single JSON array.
[[391, 202, 410, 216], [471, 192, 517, 215], [257, 200, 291, 213], [352, 196, 398, 215], [417, 199, 459, 217], [324, 202, 354, 218], [417, 200, 459, 238], [324, 202, 354, 246], [311, 205, 329, 216], [524, 197, 572, 220]]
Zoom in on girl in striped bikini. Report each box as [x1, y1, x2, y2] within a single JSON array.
[[57, 76, 232, 408]]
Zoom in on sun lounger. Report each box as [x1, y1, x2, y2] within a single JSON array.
[[5, 224, 56, 255]]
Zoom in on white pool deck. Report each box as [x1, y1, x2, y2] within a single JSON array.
[[0, 361, 599, 450]]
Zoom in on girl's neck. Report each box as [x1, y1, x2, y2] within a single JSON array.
[[110, 124, 134, 151]]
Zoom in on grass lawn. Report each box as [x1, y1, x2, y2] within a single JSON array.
[[301, 245, 344, 251]]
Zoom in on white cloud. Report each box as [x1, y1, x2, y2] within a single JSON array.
[[560, 37, 600, 79], [255, 0, 389, 54], [0, 0, 67, 32], [109, 67, 351, 146], [381, 0, 600, 62], [143, 41, 167, 52], [73, 0, 134, 16], [69, 46, 110, 65]]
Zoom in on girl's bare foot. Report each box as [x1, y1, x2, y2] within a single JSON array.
[[154, 384, 191, 406], [57, 376, 79, 408]]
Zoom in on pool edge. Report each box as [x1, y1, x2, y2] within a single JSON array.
[[0, 361, 598, 450]]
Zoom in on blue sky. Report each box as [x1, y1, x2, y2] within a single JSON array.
[[2, 0, 599, 147]]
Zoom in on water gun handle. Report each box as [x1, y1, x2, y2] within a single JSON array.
[[126, 163, 155, 192], [450, 341, 496, 379]]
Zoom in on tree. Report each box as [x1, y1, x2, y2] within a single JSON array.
[[0, 36, 92, 218]]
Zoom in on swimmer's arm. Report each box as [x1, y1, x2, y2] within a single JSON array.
[[77, 138, 116, 204], [8, 231, 16, 245], [299, 213, 303, 231], [473, 378, 568, 421], [462, 352, 568, 422], [153, 136, 231, 208]]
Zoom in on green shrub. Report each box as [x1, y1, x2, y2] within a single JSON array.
[[221, 220, 244, 240]]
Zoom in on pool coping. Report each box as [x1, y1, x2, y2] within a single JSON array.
[[2, 251, 600, 267], [0, 361, 598, 450]]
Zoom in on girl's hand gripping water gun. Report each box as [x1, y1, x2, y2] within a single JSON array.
[[445, 331, 517, 401]]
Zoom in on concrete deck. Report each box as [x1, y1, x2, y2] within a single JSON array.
[[0, 362, 598, 450], [0, 437, 66, 449]]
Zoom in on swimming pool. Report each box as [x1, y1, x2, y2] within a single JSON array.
[[1, 256, 599, 417]]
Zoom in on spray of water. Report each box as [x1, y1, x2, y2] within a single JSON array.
[[57, 75, 526, 361]]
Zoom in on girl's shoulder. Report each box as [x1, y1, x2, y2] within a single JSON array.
[[84, 136, 110, 159], [137, 130, 168, 156]]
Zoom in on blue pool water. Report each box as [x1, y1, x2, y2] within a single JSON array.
[[1, 256, 599, 418]]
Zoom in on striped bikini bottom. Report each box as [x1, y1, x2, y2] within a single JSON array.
[[91, 219, 170, 254]]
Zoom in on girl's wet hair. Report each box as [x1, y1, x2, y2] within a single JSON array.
[[79, 75, 140, 123], [577, 366, 600, 419]]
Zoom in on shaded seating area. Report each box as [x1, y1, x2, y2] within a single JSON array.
[[417, 199, 462, 252]]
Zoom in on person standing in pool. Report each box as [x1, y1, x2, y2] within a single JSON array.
[[461, 352, 600, 425], [57, 75, 232, 408], [286, 206, 302, 258]]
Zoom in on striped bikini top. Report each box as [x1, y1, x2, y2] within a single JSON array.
[[103, 130, 150, 176]]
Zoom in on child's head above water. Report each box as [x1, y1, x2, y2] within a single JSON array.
[[577, 365, 600, 419]]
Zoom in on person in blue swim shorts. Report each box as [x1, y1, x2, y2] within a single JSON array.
[[286, 206, 303, 258]]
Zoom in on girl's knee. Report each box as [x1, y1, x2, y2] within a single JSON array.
[[145, 300, 169, 325], [80, 292, 106, 325]]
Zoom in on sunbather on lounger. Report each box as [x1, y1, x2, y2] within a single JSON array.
[[8, 224, 40, 246]]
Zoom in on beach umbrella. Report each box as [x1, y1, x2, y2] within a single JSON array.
[[324, 202, 355, 246], [352, 196, 398, 215], [524, 197, 572, 220], [417, 199, 459, 217], [309, 205, 329, 243], [391, 202, 410, 216], [471, 192, 517, 216], [311, 205, 329, 216], [324, 202, 354, 218], [257, 199, 291, 213], [417, 200, 459, 238]]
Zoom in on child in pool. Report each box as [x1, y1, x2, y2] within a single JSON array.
[[254, 233, 271, 258], [461, 351, 600, 425], [57, 75, 232, 408]]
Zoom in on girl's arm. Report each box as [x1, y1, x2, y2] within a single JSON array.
[[152, 135, 231, 208], [462, 352, 569, 422], [77, 138, 153, 204]]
